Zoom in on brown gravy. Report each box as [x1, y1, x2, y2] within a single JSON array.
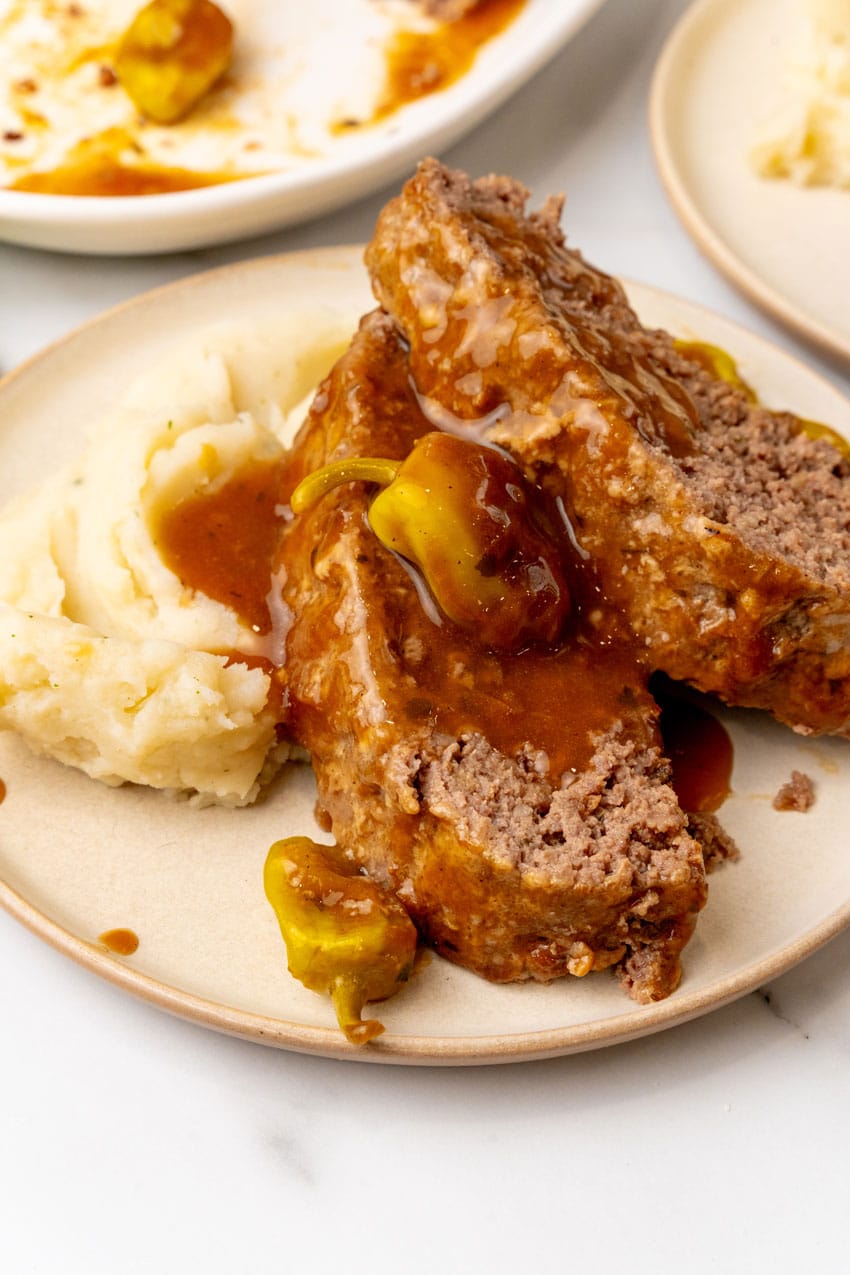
[[380, 222, 699, 464], [98, 927, 139, 956], [153, 317, 731, 800], [155, 457, 288, 636], [276, 317, 667, 781], [290, 576, 656, 781], [10, 151, 246, 197], [337, 0, 527, 131], [659, 694, 734, 813]]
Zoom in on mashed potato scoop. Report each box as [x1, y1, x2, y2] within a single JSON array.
[[0, 310, 354, 806]]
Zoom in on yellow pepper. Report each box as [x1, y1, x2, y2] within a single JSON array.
[[264, 837, 418, 1045], [674, 339, 758, 401], [291, 431, 572, 651], [795, 416, 850, 462], [115, 0, 233, 125]]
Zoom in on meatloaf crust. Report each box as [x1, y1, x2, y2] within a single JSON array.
[[366, 159, 850, 735]]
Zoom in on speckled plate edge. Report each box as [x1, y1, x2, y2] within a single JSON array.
[[1, 248, 849, 1066]]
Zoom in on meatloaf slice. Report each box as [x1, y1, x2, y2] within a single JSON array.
[[275, 309, 706, 1003], [366, 158, 850, 735]]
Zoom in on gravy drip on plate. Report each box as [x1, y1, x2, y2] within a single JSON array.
[[368, 0, 527, 126], [658, 694, 734, 814], [98, 927, 140, 956], [10, 154, 245, 196]]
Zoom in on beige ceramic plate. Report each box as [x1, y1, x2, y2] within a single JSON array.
[[1, 247, 850, 1066], [650, 0, 850, 362]]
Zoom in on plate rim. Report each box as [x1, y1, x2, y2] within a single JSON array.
[[648, 0, 850, 365], [4, 872, 850, 1065], [2, 246, 850, 1066]]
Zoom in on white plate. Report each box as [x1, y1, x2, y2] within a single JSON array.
[[0, 0, 606, 256], [650, 0, 850, 362], [1, 247, 850, 1065]]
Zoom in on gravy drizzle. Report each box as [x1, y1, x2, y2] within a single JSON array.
[[98, 927, 140, 956]]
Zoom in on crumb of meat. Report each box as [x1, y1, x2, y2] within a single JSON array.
[[686, 811, 741, 871], [772, 769, 816, 812]]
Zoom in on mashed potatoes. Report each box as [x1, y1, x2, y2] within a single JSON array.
[[0, 310, 352, 805], [751, 0, 850, 188]]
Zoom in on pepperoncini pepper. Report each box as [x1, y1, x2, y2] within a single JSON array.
[[795, 416, 850, 461], [290, 431, 572, 651], [264, 837, 418, 1045], [115, 0, 233, 125], [674, 339, 758, 401]]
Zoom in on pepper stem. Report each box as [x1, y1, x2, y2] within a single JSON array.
[[290, 457, 402, 514], [331, 977, 386, 1045]]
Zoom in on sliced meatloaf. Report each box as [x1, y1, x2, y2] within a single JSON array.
[[275, 310, 707, 1004], [366, 158, 850, 735]]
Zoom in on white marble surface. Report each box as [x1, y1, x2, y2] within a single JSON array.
[[2, 1, 850, 1270]]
